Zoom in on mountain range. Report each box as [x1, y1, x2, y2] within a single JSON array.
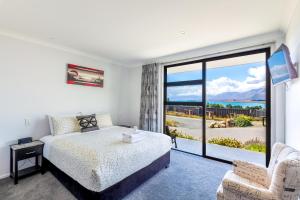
[[208, 88, 266, 101], [169, 88, 265, 102]]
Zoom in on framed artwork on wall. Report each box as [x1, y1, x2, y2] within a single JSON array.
[[67, 64, 104, 87]]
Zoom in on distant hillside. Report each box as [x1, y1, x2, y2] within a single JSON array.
[[169, 88, 265, 102], [208, 88, 266, 101]]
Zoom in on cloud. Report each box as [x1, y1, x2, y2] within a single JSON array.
[[168, 85, 201, 98], [207, 66, 266, 95], [245, 66, 265, 84]]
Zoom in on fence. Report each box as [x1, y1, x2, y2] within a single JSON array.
[[166, 105, 265, 118]]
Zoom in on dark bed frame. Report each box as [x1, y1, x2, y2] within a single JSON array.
[[42, 151, 170, 200]]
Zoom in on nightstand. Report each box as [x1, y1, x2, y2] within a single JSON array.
[[10, 141, 44, 184]]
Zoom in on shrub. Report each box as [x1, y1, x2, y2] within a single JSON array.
[[244, 137, 263, 146], [234, 115, 253, 127], [207, 103, 225, 108], [244, 138, 266, 153], [244, 143, 266, 153], [208, 137, 266, 153], [208, 137, 243, 148], [169, 129, 198, 140], [245, 106, 263, 110], [166, 119, 179, 127]]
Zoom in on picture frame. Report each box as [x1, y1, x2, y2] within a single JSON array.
[[67, 64, 104, 87]]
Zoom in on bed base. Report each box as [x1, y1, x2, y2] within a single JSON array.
[[42, 151, 170, 200]]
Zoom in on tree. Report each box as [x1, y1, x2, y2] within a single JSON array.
[[226, 104, 233, 108]]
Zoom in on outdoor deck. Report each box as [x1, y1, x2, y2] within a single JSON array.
[[174, 138, 265, 165]]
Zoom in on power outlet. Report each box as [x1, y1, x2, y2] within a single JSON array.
[[24, 119, 30, 127]]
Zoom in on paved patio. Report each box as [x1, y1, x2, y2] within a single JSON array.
[[174, 138, 265, 165]]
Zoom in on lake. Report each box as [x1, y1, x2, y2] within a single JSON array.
[[207, 101, 266, 108]]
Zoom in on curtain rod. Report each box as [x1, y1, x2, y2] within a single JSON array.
[[160, 42, 275, 66]]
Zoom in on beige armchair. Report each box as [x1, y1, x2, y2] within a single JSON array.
[[217, 143, 300, 200]]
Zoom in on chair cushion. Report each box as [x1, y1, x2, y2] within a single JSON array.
[[223, 170, 268, 190], [233, 160, 268, 187], [221, 171, 274, 200]]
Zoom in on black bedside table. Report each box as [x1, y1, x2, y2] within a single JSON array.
[[10, 140, 44, 184]]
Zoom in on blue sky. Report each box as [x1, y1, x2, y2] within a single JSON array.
[[207, 62, 263, 81], [167, 62, 264, 82]]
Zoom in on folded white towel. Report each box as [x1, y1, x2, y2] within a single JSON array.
[[122, 130, 145, 143], [122, 136, 144, 143], [122, 129, 135, 136]]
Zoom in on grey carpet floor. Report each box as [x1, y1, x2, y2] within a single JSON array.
[[0, 150, 230, 200]]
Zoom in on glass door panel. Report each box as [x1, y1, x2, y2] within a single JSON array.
[[205, 52, 269, 165], [164, 63, 203, 155], [166, 105, 203, 155]]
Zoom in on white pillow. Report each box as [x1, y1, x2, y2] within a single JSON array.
[[96, 114, 113, 128], [48, 115, 80, 135]]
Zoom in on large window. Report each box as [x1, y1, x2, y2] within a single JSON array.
[[164, 48, 271, 166]]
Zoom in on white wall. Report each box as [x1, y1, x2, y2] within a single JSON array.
[[152, 32, 284, 64], [0, 34, 125, 178], [285, 1, 300, 150], [119, 67, 142, 127]]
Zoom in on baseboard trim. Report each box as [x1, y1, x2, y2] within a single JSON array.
[[0, 173, 10, 180]]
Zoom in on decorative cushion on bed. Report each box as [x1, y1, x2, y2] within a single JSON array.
[[77, 114, 99, 132], [50, 115, 80, 136]]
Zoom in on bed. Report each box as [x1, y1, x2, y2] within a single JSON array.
[[40, 126, 171, 200]]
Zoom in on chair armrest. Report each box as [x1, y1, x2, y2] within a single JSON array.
[[233, 160, 269, 187], [223, 177, 274, 200]]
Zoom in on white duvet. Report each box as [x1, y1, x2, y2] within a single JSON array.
[[40, 126, 171, 192]]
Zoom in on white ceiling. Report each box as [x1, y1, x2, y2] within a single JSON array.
[[0, 0, 298, 66]]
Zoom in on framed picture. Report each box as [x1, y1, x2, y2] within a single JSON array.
[[67, 64, 104, 87]]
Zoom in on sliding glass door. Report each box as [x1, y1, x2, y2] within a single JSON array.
[[204, 49, 271, 165], [164, 48, 271, 165]]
